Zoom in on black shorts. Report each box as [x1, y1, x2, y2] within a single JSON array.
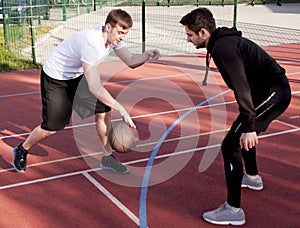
[[40, 69, 111, 131]]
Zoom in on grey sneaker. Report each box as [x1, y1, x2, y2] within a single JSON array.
[[241, 173, 263, 190], [100, 155, 129, 174], [203, 202, 246, 226]]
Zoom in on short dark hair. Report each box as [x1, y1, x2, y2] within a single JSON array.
[[105, 9, 133, 29], [179, 7, 216, 34]]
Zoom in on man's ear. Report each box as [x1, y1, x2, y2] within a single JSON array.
[[199, 28, 207, 37], [104, 23, 112, 32]]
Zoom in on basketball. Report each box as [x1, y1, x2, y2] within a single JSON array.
[[109, 122, 139, 153]]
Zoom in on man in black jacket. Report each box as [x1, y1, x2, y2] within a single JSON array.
[[180, 8, 291, 225]]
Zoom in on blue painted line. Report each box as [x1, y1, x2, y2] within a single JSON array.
[[139, 89, 231, 228]]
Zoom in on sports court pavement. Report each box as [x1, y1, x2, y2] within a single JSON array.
[[1, 3, 300, 228], [1, 44, 299, 228]]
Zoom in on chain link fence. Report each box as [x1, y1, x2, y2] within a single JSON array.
[[1, 0, 300, 70]]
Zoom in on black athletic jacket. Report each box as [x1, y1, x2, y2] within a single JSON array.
[[206, 27, 286, 133]]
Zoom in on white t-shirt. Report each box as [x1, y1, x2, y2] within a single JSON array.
[[43, 26, 124, 80]]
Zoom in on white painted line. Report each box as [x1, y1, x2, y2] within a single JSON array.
[[0, 129, 228, 173], [0, 66, 298, 100], [0, 152, 103, 173], [1, 88, 299, 141], [258, 127, 300, 139], [0, 127, 299, 191], [0, 91, 40, 99], [279, 60, 300, 64], [137, 128, 229, 148], [0, 132, 33, 140], [83, 172, 140, 226], [274, 120, 299, 129], [0, 71, 199, 99], [0, 169, 91, 190], [0, 100, 235, 140], [287, 72, 300, 76]]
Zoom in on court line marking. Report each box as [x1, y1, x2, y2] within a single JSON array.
[[278, 59, 300, 64], [0, 71, 201, 99], [139, 89, 231, 227], [0, 100, 236, 140], [274, 119, 299, 129], [257, 128, 300, 139], [1, 117, 297, 174], [287, 72, 300, 76], [0, 152, 103, 173], [0, 127, 299, 191], [1, 103, 298, 174], [1, 88, 298, 174], [137, 85, 300, 227], [0, 91, 40, 98], [0, 129, 229, 173], [0, 67, 299, 99], [83, 172, 140, 226], [0, 53, 299, 227], [2, 87, 299, 140]]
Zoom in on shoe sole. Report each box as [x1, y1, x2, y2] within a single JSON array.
[[203, 217, 245, 226], [13, 164, 26, 173], [100, 164, 129, 174], [13, 148, 26, 173], [241, 184, 263, 190]]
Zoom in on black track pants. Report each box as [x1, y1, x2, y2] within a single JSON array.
[[221, 79, 291, 208]]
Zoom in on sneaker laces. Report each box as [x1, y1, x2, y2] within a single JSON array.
[[20, 152, 27, 163], [18, 144, 28, 163], [216, 203, 227, 213]]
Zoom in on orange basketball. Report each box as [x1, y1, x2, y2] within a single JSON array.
[[109, 122, 139, 153]]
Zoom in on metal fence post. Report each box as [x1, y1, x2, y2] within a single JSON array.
[[62, 0, 67, 21], [2, 0, 8, 44], [87, 0, 90, 13], [142, 0, 145, 53], [233, 0, 238, 27], [28, 0, 37, 64], [37, 0, 41, 25]]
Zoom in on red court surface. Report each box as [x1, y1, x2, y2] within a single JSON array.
[[0, 43, 299, 227]]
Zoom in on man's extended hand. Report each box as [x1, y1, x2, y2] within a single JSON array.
[[146, 49, 161, 60]]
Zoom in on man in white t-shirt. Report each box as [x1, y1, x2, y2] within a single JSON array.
[[13, 9, 160, 174]]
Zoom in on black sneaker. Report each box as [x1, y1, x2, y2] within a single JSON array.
[[100, 155, 129, 174], [13, 144, 28, 172]]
